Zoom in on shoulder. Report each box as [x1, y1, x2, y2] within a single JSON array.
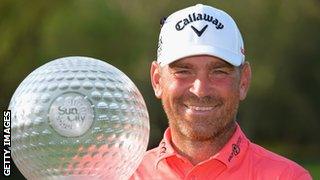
[[139, 147, 159, 166], [130, 147, 159, 179], [131, 147, 180, 180], [247, 143, 312, 179]]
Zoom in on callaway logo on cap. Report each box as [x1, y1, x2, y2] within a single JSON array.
[[157, 4, 245, 67]]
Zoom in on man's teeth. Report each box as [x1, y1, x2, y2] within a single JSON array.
[[188, 106, 214, 111]]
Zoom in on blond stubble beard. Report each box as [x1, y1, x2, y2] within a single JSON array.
[[162, 94, 239, 141]]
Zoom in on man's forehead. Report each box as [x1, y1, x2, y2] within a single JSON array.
[[168, 55, 233, 68]]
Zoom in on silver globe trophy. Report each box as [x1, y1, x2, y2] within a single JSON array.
[[8, 56, 150, 179]]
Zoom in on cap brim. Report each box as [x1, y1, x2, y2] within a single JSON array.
[[158, 45, 243, 67]]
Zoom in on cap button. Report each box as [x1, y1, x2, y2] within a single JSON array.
[[195, 4, 204, 8]]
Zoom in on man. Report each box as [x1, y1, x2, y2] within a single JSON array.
[[131, 4, 312, 180]]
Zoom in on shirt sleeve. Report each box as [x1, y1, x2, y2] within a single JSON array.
[[293, 170, 313, 180], [279, 164, 313, 180]]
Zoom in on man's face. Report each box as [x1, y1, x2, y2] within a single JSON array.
[[151, 55, 251, 141]]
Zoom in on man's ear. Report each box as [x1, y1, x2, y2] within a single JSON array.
[[150, 61, 163, 98], [239, 62, 252, 101]]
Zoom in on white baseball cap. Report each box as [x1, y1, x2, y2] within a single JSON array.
[[157, 4, 245, 67]]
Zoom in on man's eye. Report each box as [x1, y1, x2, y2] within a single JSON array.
[[214, 70, 227, 74], [176, 70, 191, 74], [173, 70, 192, 77], [211, 69, 229, 75]]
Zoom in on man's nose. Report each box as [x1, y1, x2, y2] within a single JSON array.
[[189, 76, 211, 98]]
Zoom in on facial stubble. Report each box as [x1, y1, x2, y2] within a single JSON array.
[[162, 92, 239, 141]]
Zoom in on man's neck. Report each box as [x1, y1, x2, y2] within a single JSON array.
[[170, 121, 237, 165]]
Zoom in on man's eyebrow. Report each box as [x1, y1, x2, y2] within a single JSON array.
[[207, 61, 234, 69], [169, 62, 193, 69]]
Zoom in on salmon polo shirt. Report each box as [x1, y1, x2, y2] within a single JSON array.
[[131, 125, 312, 180]]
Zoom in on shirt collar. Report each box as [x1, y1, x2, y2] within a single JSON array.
[[155, 123, 249, 169]]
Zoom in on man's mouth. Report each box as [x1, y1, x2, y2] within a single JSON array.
[[183, 104, 219, 114], [181, 95, 222, 115], [187, 106, 215, 111]]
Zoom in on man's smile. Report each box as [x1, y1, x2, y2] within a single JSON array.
[[183, 103, 220, 115], [188, 106, 215, 111]]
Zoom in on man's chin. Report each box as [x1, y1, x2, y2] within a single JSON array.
[[179, 126, 220, 141], [181, 111, 221, 123], [176, 119, 217, 139], [175, 116, 236, 141]]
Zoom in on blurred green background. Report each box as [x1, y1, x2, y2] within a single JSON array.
[[1, 0, 319, 179]]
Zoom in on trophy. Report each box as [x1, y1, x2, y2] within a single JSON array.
[[8, 56, 150, 179]]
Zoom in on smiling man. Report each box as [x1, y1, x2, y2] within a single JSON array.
[[131, 4, 312, 180]]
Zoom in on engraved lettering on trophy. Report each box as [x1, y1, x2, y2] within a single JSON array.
[[49, 92, 93, 137]]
